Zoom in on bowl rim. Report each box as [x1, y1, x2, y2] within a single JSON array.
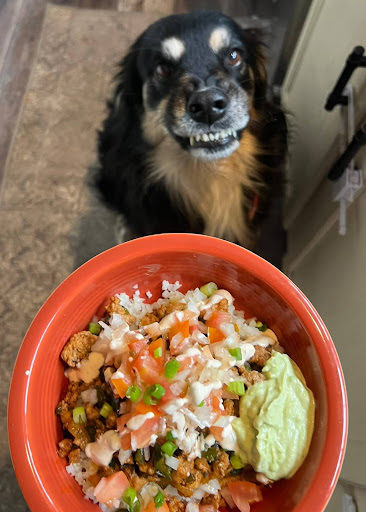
[[8, 233, 348, 512]]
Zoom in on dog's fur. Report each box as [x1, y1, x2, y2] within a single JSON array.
[[96, 11, 287, 254]]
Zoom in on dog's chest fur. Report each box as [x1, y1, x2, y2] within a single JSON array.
[[147, 134, 259, 246]]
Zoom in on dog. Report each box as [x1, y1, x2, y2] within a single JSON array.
[[96, 11, 287, 262]]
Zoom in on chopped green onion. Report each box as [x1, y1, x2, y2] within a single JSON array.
[[143, 388, 157, 406], [100, 402, 113, 419], [164, 359, 181, 379], [73, 406, 87, 424], [161, 441, 177, 457], [197, 401, 204, 407], [126, 385, 142, 403], [150, 383, 166, 400], [202, 446, 219, 462], [256, 321, 267, 332], [166, 431, 176, 442], [153, 346, 162, 358], [229, 348, 242, 361], [227, 381, 245, 396], [199, 282, 218, 297], [123, 487, 137, 507], [89, 322, 101, 335], [154, 491, 165, 509], [131, 500, 141, 512], [230, 453, 245, 469]]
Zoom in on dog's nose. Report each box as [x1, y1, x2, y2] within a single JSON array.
[[187, 88, 228, 124]]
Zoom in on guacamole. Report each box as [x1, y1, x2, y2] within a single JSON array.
[[232, 351, 315, 480]]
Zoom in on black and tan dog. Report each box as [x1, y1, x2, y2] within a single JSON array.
[[96, 11, 287, 260]]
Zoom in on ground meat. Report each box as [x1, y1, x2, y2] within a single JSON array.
[[140, 312, 160, 326], [100, 466, 116, 477], [58, 439, 73, 458], [136, 457, 155, 475], [155, 300, 187, 320], [129, 472, 150, 491], [68, 448, 81, 464], [212, 450, 232, 478], [85, 403, 100, 422], [166, 496, 185, 512], [249, 345, 272, 367], [59, 406, 73, 427], [211, 298, 229, 312], [238, 367, 265, 385], [223, 398, 235, 416], [201, 492, 225, 509], [106, 296, 136, 325], [172, 455, 203, 494], [106, 410, 117, 429], [194, 457, 211, 474], [61, 331, 98, 367], [58, 381, 90, 412]]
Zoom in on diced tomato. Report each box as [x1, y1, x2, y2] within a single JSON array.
[[120, 432, 132, 450], [208, 326, 225, 343], [157, 383, 175, 405], [116, 413, 133, 432], [148, 338, 167, 370], [133, 349, 161, 385], [209, 425, 224, 443], [111, 377, 131, 399], [144, 501, 170, 512], [227, 481, 263, 512], [205, 391, 225, 424], [189, 324, 199, 334], [206, 312, 232, 329], [94, 471, 130, 508], [131, 417, 161, 449], [220, 487, 236, 509], [128, 337, 148, 356], [169, 320, 189, 341], [134, 402, 163, 417]]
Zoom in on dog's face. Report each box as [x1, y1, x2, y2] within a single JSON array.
[[127, 11, 266, 161]]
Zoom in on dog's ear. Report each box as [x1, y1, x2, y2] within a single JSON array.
[[241, 28, 268, 109], [113, 40, 143, 119], [98, 39, 144, 157]]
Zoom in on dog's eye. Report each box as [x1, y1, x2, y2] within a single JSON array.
[[155, 64, 172, 79], [226, 49, 242, 67]]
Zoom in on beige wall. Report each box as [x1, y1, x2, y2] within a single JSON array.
[[291, 147, 366, 495], [282, 0, 366, 507]]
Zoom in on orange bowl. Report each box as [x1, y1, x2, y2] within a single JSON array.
[[8, 234, 347, 512]]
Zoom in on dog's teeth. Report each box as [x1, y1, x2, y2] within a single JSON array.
[[202, 134, 209, 142], [233, 130, 237, 138], [195, 134, 201, 142], [214, 132, 220, 140], [189, 136, 194, 146], [220, 131, 226, 139], [209, 133, 215, 141]]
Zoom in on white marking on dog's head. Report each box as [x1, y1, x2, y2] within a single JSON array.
[[209, 27, 230, 53], [161, 37, 185, 61]]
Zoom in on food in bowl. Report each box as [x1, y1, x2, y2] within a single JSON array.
[[56, 280, 315, 512]]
